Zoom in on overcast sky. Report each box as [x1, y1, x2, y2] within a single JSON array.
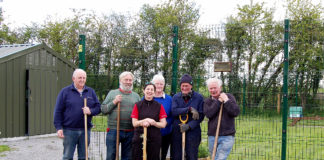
[[0, 0, 310, 28]]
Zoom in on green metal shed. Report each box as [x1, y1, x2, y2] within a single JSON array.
[[0, 43, 76, 138]]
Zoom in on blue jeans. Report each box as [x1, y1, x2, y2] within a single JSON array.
[[106, 129, 134, 160], [63, 129, 90, 160], [208, 136, 235, 160]]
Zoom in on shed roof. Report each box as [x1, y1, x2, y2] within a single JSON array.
[[0, 43, 76, 68], [0, 44, 36, 59]]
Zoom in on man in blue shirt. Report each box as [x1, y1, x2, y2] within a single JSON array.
[[54, 68, 101, 160]]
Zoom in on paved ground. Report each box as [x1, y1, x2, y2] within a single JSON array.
[[0, 132, 106, 160]]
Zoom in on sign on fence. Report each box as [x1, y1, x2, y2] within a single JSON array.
[[289, 106, 303, 118]]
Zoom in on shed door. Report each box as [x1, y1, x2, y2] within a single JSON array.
[[27, 69, 58, 136]]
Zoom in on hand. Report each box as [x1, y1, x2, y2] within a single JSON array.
[[57, 129, 64, 138], [142, 120, 150, 127], [179, 124, 190, 133], [190, 107, 199, 120], [144, 118, 156, 126], [82, 106, 91, 115], [113, 95, 122, 104], [218, 93, 229, 103]]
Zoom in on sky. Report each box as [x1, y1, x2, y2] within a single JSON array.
[[0, 0, 291, 28]]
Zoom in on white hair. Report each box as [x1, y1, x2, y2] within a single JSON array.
[[151, 74, 165, 85], [72, 68, 86, 78], [206, 77, 222, 87], [119, 71, 134, 81]]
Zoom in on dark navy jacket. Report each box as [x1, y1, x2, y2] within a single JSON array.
[[171, 90, 204, 133], [53, 84, 101, 130]]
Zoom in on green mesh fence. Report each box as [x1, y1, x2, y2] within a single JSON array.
[[85, 20, 324, 159]]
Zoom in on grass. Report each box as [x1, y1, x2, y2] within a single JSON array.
[[228, 115, 324, 160], [0, 145, 10, 153], [92, 113, 324, 160], [0, 145, 10, 157]]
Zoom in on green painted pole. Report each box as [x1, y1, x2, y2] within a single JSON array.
[[281, 19, 289, 160], [78, 35, 86, 70], [171, 26, 179, 96], [243, 76, 246, 115]]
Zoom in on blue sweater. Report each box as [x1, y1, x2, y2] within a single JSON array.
[[153, 94, 173, 136], [53, 84, 101, 130]]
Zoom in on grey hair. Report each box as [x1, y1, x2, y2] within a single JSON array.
[[119, 71, 134, 81], [206, 77, 222, 87], [151, 74, 165, 84], [72, 68, 86, 78]]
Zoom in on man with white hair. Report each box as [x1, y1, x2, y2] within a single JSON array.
[[54, 68, 101, 160], [203, 77, 240, 160], [101, 71, 141, 160]]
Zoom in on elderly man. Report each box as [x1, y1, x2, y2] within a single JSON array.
[[203, 77, 240, 160], [101, 71, 141, 160], [171, 74, 204, 160], [53, 68, 101, 160]]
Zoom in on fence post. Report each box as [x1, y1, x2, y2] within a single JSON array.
[[78, 35, 86, 70], [281, 19, 289, 160], [171, 26, 179, 96], [242, 76, 246, 115]]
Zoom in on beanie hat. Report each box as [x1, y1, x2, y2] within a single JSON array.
[[180, 74, 193, 85]]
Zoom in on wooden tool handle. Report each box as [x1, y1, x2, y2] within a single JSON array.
[[116, 102, 121, 160], [143, 127, 147, 160], [211, 103, 224, 160], [84, 98, 88, 160]]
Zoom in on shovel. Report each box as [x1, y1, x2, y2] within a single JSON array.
[[179, 114, 188, 160]]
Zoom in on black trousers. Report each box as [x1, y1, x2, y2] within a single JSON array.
[[161, 133, 172, 160], [132, 132, 161, 160]]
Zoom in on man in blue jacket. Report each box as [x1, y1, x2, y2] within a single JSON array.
[[171, 74, 204, 160], [54, 68, 101, 160]]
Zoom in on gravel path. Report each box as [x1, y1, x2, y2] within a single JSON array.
[[0, 132, 107, 160]]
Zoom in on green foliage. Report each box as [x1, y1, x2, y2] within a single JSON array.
[[198, 142, 209, 158]]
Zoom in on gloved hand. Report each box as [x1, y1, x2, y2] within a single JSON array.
[[180, 124, 190, 133], [190, 107, 199, 120]]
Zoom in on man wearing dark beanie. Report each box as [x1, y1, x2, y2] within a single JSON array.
[[171, 74, 205, 160]]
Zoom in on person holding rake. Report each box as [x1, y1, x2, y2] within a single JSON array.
[[203, 77, 240, 160], [131, 82, 167, 160]]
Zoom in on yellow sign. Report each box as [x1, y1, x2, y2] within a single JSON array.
[[78, 45, 83, 52]]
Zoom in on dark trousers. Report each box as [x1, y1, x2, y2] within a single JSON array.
[[132, 132, 161, 160], [171, 124, 201, 160], [161, 133, 172, 160]]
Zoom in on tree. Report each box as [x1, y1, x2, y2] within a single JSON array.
[[286, 0, 324, 108]]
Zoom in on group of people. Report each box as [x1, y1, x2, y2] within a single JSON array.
[[53, 68, 240, 160]]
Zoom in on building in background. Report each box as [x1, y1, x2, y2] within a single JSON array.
[[0, 43, 76, 138]]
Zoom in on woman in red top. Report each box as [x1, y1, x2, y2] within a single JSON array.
[[131, 83, 167, 160]]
